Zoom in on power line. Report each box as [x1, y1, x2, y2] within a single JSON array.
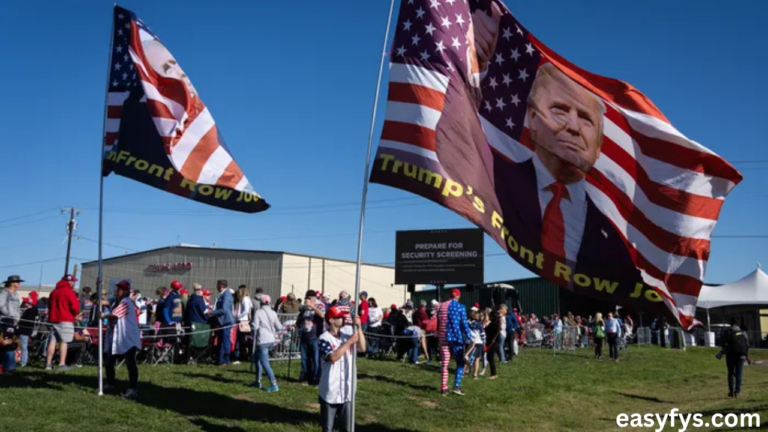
[[0, 215, 60, 230], [0, 257, 66, 269], [0, 208, 57, 225], [78, 236, 140, 252]]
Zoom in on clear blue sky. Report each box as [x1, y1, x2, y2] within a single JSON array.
[[1, 0, 767, 287]]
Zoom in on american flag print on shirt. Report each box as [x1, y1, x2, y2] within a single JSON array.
[[102, 5, 269, 213], [369, 0, 742, 328]]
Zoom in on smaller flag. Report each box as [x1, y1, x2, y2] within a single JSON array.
[[103, 5, 269, 213]]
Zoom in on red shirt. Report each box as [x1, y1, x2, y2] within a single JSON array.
[[48, 286, 80, 324], [358, 299, 370, 324]]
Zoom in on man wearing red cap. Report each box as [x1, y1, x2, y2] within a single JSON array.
[[436, 289, 473, 396], [164, 281, 184, 326], [318, 305, 366, 432], [46, 279, 80, 371]]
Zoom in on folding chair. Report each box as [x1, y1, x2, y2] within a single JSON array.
[[147, 323, 183, 365], [187, 323, 212, 365]]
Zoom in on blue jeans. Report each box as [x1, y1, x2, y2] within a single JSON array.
[[407, 336, 419, 363], [367, 328, 380, 354], [19, 335, 29, 366], [256, 343, 276, 385], [218, 327, 232, 365], [726, 356, 745, 394], [300, 340, 320, 384], [498, 332, 506, 362], [1, 350, 16, 372]]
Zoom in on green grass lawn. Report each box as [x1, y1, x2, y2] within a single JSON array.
[[1, 346, 767, 432]]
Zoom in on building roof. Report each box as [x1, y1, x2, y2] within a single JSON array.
[[697, 266, 768, 309], [81, 245, 394, 269]]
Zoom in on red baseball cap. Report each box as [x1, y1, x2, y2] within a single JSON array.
[[116, 280, 131, 290], [179, 288, 189, 295], [326, 305, 348, 321], [202, 289, 212, 296], [170, 280, 183, 290], [451, 289, 461, 298]]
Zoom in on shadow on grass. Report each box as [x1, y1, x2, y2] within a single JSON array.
[[175, 372, 244, 385], [8, 371, 420, 432], [188, 418, 248, 432], [613, 391, 669, 404], [358, 373, 435, 392]]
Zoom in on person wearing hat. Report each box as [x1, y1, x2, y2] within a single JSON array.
[[249, 294, 282, 392], [45, 279, 80, 371], [0, 275, 24, 326], [279, 292, 301, 314], [317, 305, 366, 432], [209, 279, 235, 367], [335, 291, 354, 327], [202, 289, 213, 313], [103, 280, 141, 399], [163, 280, 184, 328], [62, 274, 78, 288], [185, 284, 209, 327], [436, 289, 473, 396]]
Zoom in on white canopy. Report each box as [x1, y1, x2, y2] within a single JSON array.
[[697, 265, 768, 309]]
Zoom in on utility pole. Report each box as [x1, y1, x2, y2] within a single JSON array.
[[62, 207, 82, 276]]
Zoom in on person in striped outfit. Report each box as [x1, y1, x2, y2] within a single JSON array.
[[437, 289, 473, 396]]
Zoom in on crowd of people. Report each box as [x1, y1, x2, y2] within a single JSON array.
[[1, 272, 755, 429]]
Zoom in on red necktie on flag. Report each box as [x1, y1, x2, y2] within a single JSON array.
[[542, 182, 569, 261]]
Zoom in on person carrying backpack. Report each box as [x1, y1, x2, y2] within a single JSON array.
[[717, 317, 750, 398]]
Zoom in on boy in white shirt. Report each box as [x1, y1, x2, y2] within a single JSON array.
[[317, 306, 366, 432]]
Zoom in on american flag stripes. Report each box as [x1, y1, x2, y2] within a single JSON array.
[[103, 6, 268, 213], [370, 0, 742, 328]]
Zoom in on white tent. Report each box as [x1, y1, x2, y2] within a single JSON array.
[[697, 265, 768, 310], [697, 265, 768, 331]]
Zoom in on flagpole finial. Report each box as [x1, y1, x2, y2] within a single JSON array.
[[758, 262, 762, 269]]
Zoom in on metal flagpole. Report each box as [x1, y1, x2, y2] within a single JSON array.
[[350, 0, 396, 430], [97, 6, 116, 396]]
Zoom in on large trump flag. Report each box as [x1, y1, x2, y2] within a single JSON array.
[[102, 5, 269, 213], [370, 0, 742, 327]]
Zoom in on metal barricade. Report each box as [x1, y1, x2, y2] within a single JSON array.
[[636, 327, 652, 345], [559, 326, 578, 354], [272, 313, 301, 361], [523, 323, 544, 348]]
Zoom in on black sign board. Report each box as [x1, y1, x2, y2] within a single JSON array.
[[395, 229, 484, 285]]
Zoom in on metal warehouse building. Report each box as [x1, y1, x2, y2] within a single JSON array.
[[81, 245, 410, 307]]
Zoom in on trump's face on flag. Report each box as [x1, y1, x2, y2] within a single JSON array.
[[143, 38, 197, 98], [526, 63, 606, 183]]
